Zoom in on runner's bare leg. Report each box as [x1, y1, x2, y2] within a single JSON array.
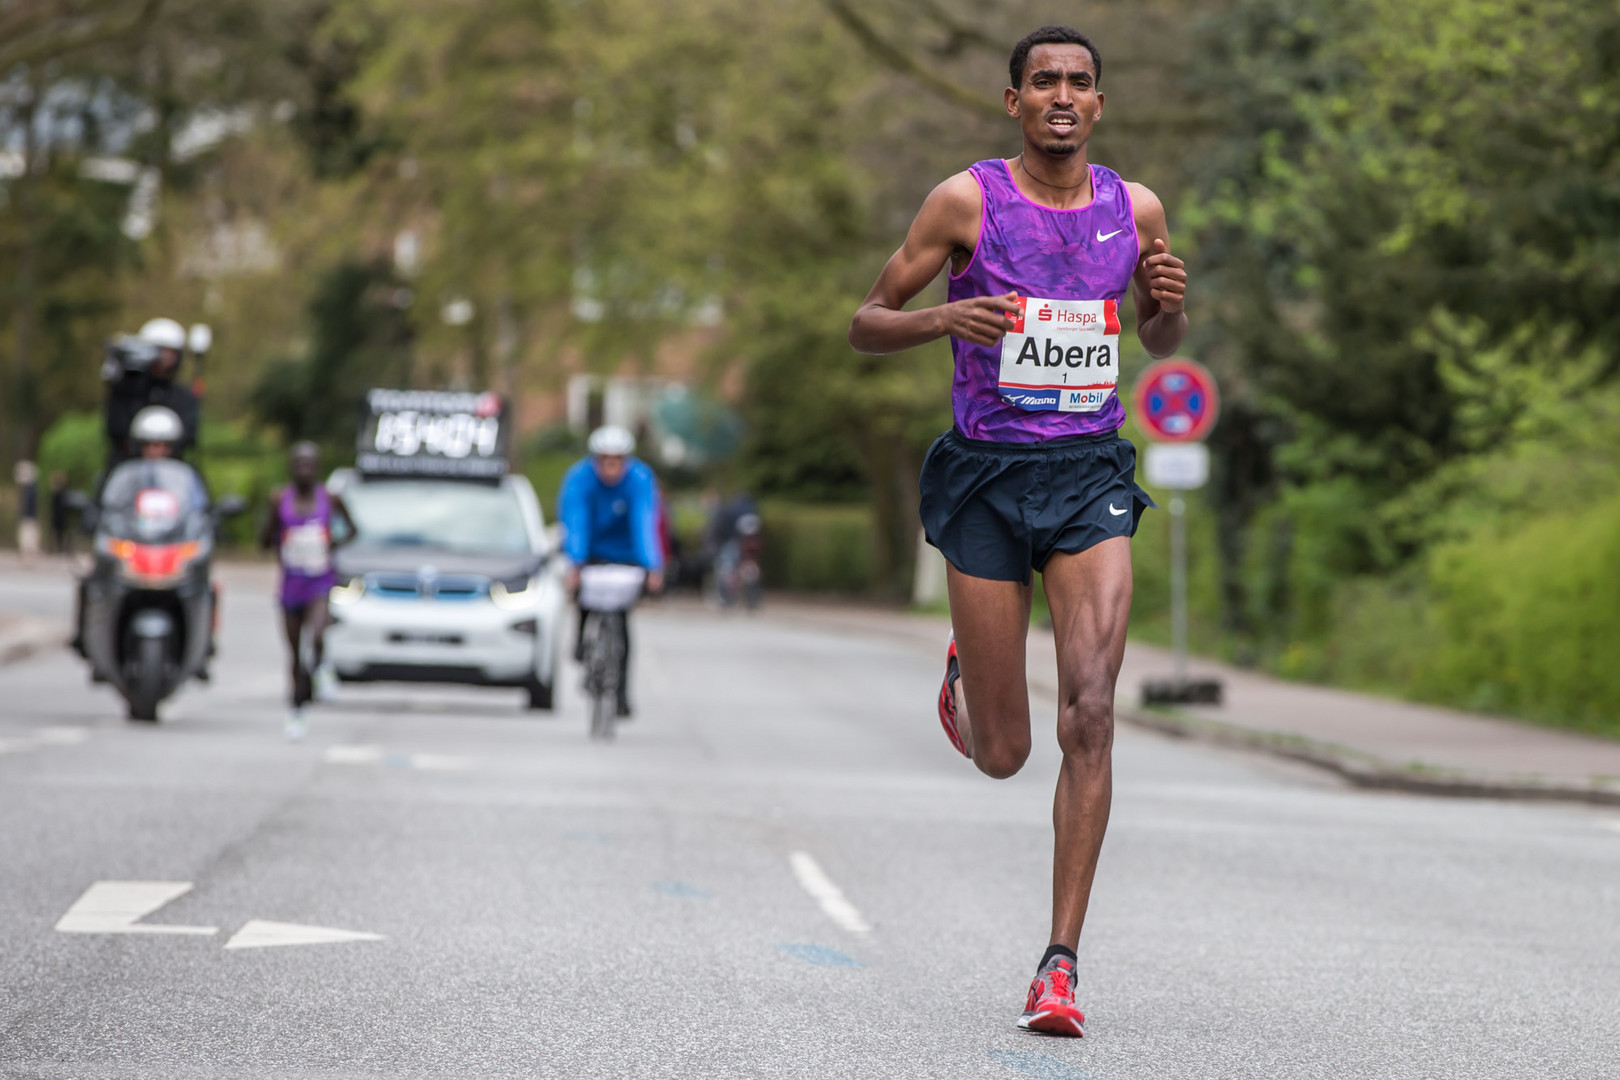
[[282, 608, 309, 707], [945, 565, 1034, 779], [1039, 536, 1133, 950]]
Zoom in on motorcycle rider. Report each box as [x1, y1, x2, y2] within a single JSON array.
[[103, 318, 200, 468]]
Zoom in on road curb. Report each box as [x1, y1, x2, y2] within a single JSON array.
[[1118, 706, 1620, 808], [0, 617, 66, 668]]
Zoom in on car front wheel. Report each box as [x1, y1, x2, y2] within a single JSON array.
[[524, 673, 554, 711]]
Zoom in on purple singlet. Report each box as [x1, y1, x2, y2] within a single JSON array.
[[947, 159, 1140, 443], [277, 485, 335, 610]]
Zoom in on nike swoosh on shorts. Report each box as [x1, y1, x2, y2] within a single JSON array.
[[1108, 503, 1128, 516]]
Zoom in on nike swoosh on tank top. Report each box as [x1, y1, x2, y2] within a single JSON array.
[[946, 159, 1139, 443]]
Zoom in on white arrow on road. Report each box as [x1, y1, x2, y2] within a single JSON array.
[[54, 881, 218, 935], [223, 920, 384, 950]]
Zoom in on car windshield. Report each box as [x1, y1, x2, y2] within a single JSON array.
[[100, 459, 210, 541], [344, 480, 531, 554]]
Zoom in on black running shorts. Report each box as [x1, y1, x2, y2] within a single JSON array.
[[918, 428, 1155, 584]]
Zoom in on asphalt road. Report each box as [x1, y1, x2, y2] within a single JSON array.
[[1, 564, 1617, 1080]]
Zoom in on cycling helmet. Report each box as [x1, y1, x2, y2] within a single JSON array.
[[587, 425, 635, 456], [137, 318, 187, 351], [131, 405, 184, 444]]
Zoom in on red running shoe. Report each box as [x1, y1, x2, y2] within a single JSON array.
[[1018, 954, 1085, 1036], [937, 634, 968, 757]]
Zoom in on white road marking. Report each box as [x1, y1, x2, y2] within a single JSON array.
[[223, 920, 383, 950], [35, 726, 90, 744], [408, 753, 470, 771], [789, 851, 872, 935], [323, 744, 384, 764], [54, 881, 218, 935]]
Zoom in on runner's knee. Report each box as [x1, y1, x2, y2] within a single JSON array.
[[1056, 691, 1113, 761], [973, 724, 1031, 779]]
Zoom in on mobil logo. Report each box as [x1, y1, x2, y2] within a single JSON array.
[[1133, 358, 1220, 443]]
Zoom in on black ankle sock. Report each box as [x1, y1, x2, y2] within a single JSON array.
[[1039, 944, 1077, 972]]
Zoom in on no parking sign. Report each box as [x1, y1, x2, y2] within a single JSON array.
[[1133, 358, 1219, 443]]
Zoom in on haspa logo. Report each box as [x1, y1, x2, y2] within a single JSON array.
[[1038, 306, 1052, 322]]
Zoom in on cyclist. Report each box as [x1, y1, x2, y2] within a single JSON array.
[[259, 442, 350, 741], [557, 425, 664, 717], [848, 26, 1188, 1037]]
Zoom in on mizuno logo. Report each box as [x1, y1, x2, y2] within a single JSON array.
[[1108, 503, 1128, 516], [1096, 229, 1124, 242]]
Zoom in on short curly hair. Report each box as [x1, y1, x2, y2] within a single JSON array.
[[1008, 26, 1102, 89]]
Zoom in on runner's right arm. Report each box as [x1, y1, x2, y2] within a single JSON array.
[[849, 173, 1022, 355], [258, 488, 282, 552]]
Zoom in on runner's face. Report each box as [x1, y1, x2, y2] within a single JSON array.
[[1007, 44, 1102, 158], [594, 454, 627, 486], [290, 451, 319, 487]]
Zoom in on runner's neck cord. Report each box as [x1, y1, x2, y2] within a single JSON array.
[[1017, 154, 1089, 193]]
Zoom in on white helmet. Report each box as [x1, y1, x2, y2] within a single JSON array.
[[587, 425, 635, 456], [131, 405, 184, 444], [137, 318, 187, 351]]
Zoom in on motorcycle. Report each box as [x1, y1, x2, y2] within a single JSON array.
[[73, 458, 244, 721]]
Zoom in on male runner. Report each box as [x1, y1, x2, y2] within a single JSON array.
[[848, 26, 1188, 1036], [260, 442, 350, 741]]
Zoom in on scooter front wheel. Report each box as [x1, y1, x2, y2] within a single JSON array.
[[126, 636, 165, 722]]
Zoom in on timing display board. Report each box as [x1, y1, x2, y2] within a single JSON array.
[[356, 389, 509, 478]]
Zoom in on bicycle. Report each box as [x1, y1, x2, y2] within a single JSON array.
[[576, 564, 645, 741]]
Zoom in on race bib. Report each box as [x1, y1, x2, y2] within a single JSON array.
[[998, 297, 1121, 413], [281, 522, 331, 575]]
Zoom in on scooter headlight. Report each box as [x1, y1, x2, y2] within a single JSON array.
[[102, 538, 204, 585]]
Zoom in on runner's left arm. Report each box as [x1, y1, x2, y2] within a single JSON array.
[[1126, 183, 1188, 359], [330, 493, 357, 548]]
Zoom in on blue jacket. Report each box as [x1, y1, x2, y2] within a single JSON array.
[[557, 457, 663, 570]]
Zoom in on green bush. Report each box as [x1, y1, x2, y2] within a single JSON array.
[[759, 501, 873, 593], [519, 451, 582, 521], [1420, 495, 1620, 733], [36, 411, 105, 491]]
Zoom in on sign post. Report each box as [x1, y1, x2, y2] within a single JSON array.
[[1133, 359, 1222, 706]]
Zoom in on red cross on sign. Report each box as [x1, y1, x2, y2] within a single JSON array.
[[1132, 358, 1219, 443]]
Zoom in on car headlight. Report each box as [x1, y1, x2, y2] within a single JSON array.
[[330, 576, 366, 605], [490, 576, 535, 610]]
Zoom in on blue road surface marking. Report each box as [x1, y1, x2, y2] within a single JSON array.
[[987, 1050, 1099, 1079], [774, 944, 864, 968], [651, 881, 711, 899]]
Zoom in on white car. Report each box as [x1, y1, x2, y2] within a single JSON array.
[[323, 467, 565, 709]]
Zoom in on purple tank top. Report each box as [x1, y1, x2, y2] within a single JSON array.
[[946, 159, 1139, 442], [277, 485, 334, 607]]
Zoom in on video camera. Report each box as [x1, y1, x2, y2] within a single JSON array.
[[100, 335, 165, 382]]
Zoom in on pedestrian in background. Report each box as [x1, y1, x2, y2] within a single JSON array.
[[49, 472, 71, 554], [14, 461, 40, 563]]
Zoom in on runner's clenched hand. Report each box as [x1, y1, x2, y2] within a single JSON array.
[[1141, 239, 1185, 314], [940, 293, 1023, 346]]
